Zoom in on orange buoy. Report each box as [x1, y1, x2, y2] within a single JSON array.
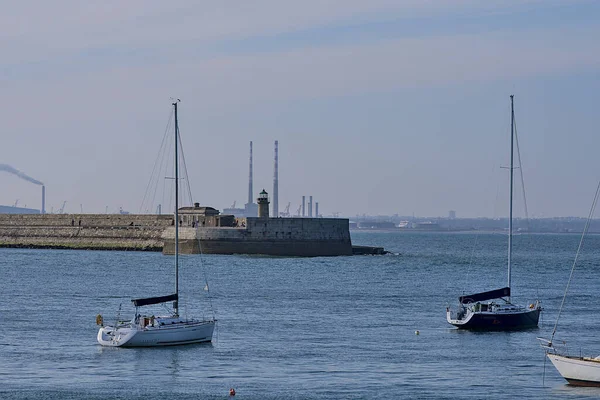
[[229, 388, 236, 396]]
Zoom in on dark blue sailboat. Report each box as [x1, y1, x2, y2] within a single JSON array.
[[446, 95, 542, 331]]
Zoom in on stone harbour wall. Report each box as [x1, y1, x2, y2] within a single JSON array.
[[0, 214, 171, 251], [0, 214, 357, 256], [162, 217, 353, 256], [0, 213, 174, 227]]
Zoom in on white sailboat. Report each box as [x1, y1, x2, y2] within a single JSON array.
[[446, 95, 542, 330], [539, 182, 600, 386], [97, 101, 216, 347]]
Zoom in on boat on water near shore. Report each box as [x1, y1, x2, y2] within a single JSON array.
[[447, 287, 540, 330], [97, 295, 215, 347], [97, 100, 215, 347], [544, 353, 600, 387], [446, 95, 541, 330]]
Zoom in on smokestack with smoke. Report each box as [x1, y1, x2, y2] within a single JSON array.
[[0, 164, 44, 186], [42, 185, 46, 214], [40, 185, 46, 214]]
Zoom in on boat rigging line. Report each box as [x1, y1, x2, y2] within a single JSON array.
[[177, 125, 194, 206], [139, 103, 195, 214], [513, 114, 530, 228], [140, 109, 173, 213], [548, 180, 600, 347]]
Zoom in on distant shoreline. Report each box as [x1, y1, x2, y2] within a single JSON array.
[[350, 228, 595, 234]]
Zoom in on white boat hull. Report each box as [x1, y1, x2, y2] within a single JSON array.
[[98, 320, 215, 347], [548, 353, 600, 386]]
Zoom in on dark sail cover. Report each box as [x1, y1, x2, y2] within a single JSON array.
[[459, 287, 510, 304], [132, 293, 178, 307]]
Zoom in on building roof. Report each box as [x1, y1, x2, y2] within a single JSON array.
[[178, 203, 220, 216]]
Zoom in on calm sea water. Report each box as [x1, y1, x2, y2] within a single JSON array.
[[2, 231, 600, 399]]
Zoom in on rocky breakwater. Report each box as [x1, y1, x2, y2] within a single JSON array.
[[0, 214, 173, 251]]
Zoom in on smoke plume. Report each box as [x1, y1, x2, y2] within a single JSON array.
[[0, 164, 44, 185]]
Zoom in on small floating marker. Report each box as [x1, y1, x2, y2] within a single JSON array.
[[229, 388, 236, 396], [415, 330, 420, 335]]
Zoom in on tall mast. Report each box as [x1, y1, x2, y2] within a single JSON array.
[[508, 94, 514, 297], [173, 100, 179, 315]]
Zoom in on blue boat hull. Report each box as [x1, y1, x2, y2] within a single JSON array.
[[449, 308, 541, 330]]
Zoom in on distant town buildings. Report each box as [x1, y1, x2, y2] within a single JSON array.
[[348, 214, 600, 233]]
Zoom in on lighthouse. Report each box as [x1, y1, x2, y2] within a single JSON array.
[[257, 189, 270, 218]]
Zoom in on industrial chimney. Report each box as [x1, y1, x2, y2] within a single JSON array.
[[41, 185, 46, 214], [273, 140, 279, 218], [248, 141, 253, 206], [308, 196, 313, 218], [315, 202, 319, 218], [244, 141, 259, 216], [302, 196, 305, 217]]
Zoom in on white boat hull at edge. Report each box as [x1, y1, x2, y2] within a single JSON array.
[[548, 353, 600, 386], [98, 320, 215, 347]]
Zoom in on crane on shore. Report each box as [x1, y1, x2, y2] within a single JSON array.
[[58, 201, 67, 214], [280, 202, 291, 217]]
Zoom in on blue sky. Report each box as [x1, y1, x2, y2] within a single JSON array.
[[1, 0, 599, 217]]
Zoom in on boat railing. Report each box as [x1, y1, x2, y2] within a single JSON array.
[[447, 306, 468, 321], [537, 337, 568, 355]]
